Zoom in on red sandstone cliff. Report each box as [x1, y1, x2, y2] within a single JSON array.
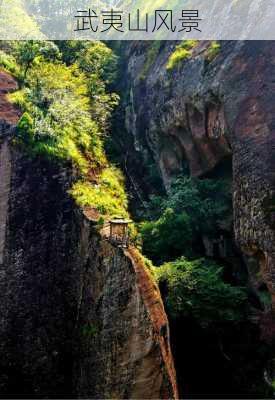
[[0, 70, 178, 398], [123, 41, 275, 325]]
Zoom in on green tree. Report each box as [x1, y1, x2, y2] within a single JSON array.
[[56, 41, 119, 130], [140, 177, 232, 264], [140, 208, 194, 264], [155, 257, 247, 329], [77, 42, 118, 85], [14, 41, 60, 80], [7, 40, 127, 219]]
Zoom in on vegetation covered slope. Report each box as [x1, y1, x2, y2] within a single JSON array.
[[0, 41, 129, 219]]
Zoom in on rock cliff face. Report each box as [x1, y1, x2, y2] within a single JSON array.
[[0, 72, 177, 399], [122, 41, 275, 321]]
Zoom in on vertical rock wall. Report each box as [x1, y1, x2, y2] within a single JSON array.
[[0, 135, 177, 399], [123, 41, 275, 316], [0, 71, 178, 399], [0, 140, 11, 264]]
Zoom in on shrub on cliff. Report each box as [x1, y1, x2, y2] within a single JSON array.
[[0, 50, 20, 77], [5, 41, 128, 219], [155, 257, 247, 329], [140, 177, 232, 264], [206, 41, 221, 63], [57, 41, 119, 130], [17, 111, 34, 142], [70, 167, 128, 217], [166, 40, 198, 71], [9, 62, 101, 171], [141, 208, 194, 264], [14, 41, 61, 80]]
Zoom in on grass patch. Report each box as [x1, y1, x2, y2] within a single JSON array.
[[0, 50, 21, 78], [70, 167, 128, 218], [206, 41, 221, 63], [166, 40, 198, 71]]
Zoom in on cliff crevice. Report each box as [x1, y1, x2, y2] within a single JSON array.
[[122, 41, 275, 319]]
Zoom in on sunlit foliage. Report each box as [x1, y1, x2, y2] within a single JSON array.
[[3, 40, 127, 218]]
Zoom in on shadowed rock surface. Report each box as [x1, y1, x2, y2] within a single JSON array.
[[0, 72, 177, 399], [109, 40, 275, 397], [122, 40, 275, 318]]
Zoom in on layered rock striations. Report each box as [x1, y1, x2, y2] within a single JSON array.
[[0, 71, 177, 399]]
